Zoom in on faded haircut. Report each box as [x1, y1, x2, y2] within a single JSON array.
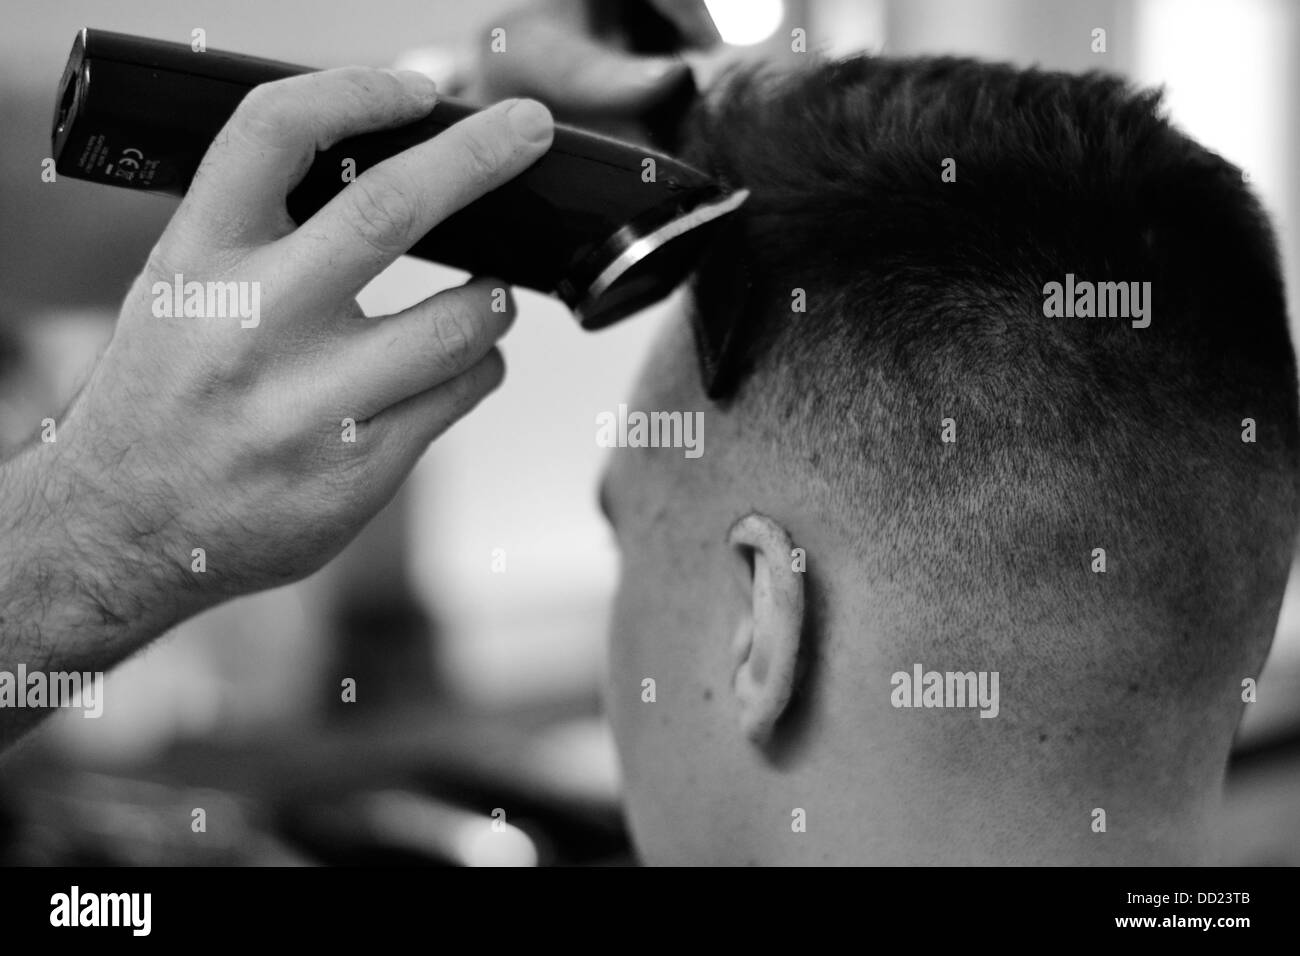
[[681, 55, 1299, 692]]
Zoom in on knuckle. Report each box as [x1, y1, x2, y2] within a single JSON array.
[[143, 240, 183, 283], [428, 301, 479, 371], [457, 124, 510, 182], [233, 83, 296, 147], [195, 344, 258, 398], [345, 176, 420, 255]]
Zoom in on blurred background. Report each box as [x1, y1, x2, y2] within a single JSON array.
[[1, 0, 1298, 865]]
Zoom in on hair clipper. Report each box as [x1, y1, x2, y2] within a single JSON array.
[[51, 27, 747, 331]]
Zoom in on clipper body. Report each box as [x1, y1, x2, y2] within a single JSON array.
[[52, 28, 746, 330]]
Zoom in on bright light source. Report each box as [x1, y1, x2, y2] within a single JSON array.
[[1135, 0, 1291, 216], [704, 0, 784, 46]]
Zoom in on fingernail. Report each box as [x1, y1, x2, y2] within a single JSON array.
[[391, 69, 438, 104], [505, 98, 553, 144]]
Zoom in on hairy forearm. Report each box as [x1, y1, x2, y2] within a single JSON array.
[[0, 440, 187, 747]]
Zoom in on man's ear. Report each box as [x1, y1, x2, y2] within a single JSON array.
[[727, 513, 806, 745]]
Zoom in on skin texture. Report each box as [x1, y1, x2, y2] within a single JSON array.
[[0, 0, 710, 751], [599, 308, 1228, 866], [0, 69, 555, 747]]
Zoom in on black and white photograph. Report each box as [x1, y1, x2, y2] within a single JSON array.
[[0, 0, 1297, 935]]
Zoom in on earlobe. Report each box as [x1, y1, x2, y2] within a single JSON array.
[[727, 513, 806, 745]]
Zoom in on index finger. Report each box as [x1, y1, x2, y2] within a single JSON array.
[[173, 67, 439, 254], [277, 97, 554, 304]]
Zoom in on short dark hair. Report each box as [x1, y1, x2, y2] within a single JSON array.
[[682, 55, 1299, 691]]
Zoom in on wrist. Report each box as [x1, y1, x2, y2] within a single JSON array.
[[0, 433, 189, 667]]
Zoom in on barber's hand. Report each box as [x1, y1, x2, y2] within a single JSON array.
[[55, 68, 554, 618], [460, 0, 718, 136]]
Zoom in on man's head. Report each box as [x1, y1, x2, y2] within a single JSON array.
[[598, 55, 1300, 865]]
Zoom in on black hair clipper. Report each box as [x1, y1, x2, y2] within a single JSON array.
[[52, 28, 748, 333]]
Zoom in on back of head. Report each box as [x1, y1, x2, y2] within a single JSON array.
[[673, 54, 1299, 858]]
